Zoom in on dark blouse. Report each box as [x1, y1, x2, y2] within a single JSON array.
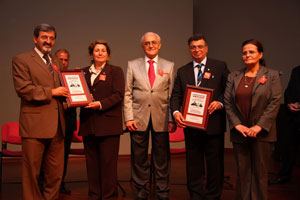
[[235, 76, 256, 124]]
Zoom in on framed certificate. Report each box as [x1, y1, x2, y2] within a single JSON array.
[[181, 85, 214, 130], [59, 70, 92, 107]]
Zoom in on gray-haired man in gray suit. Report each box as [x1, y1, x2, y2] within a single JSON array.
[[124, 32, 176, 200]]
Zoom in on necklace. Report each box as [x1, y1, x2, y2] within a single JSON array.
[[244, 76, 255, 88]]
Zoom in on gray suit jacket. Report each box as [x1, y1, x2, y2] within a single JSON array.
[[123, 57, 175, 132], [12, 49, 65, 138], [224, 66, 282, 143]]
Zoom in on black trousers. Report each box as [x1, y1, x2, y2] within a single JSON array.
[[184, 128, 224, 200], [279, 117, 300, 178], [83, 135, 120, 200], [61, 125, 74, 185], [130, 119, 170, 199]]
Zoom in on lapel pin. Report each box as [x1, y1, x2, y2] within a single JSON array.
[[99, 74, 106, 81]]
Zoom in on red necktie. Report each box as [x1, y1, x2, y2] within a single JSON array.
[[148, 60, 155, 88]]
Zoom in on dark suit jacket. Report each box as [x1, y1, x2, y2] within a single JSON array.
[[65, 107, 77, 132], [170, 58, 229, 135], [284, 65, 300, 127], [12, 49, 65, 138], [79, 63, 125, 137], [224, 66, 282, 143]]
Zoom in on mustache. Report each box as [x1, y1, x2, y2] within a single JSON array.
[[43, 42, 52, 47]]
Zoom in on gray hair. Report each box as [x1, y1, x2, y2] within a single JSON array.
[[140, 32, 161, 44]]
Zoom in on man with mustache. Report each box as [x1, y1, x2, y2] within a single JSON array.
[[12, 23, 68, 200], [170, 34, 229, 200]]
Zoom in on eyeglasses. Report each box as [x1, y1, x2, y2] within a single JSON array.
[[189, 45, 206, 51], [242, 50, 259, 56], [144, 41, 159, 46]]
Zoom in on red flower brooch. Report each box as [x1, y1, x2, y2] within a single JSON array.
[[258, 75, 267, 84], [52, 64, 58, 72], [157, 69, 168, 76]]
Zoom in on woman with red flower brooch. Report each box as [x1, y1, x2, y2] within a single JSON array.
[[224, 39, 282, 200], [78, 40, 125, 200]]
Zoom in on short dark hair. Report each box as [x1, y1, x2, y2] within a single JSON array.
[[242, 39, 266, 66], [187, 34, 207, 46], [33, 23, 56, 38], [88, 40, 111, 63]]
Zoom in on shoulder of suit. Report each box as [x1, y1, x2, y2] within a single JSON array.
[[158, 57, 174, 64], [261, 66, 279, 76], [128, 57, 143, 63], [107, 64, 124, 73], [13, 49, 36, 60], [228, 68, 244, 77], [177, 61, 193, 72], [291, 65, 300, 73], [81, 66, 90, 72], [207, 57, 227, 66]]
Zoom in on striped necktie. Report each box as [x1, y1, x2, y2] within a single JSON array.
[[197, 63, 204, 86], [43, 54, 53, 73]]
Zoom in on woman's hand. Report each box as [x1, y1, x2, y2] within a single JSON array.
[[85, 101, 101, 110], [245, 125, 262, 138], [235, 124, 249, 137]]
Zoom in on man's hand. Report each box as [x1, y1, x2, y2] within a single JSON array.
[[174, 112, 186, 128], [245, 125, 262, 138], [287, 102, 300, 112], [52, 87, 69, 97], [208, 101, 222, 115], [235, 124, 249, 137], [85, 101, 101, 110], [168, 122, 177, 133], [126, 120, 138, 132]]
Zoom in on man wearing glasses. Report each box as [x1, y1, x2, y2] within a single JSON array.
[[124, 32, 176, 200], [170, 34, 229, 200]]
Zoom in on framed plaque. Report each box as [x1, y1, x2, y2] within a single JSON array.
[[59, 70, 92, 107], [181, 85, 214, 130]]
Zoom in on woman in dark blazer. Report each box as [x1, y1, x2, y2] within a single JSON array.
[[79, 40, 125, 200], [224, 39, 282, 200]]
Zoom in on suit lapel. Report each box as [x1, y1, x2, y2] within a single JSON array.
[[232, 69, 244, 115], [200, 59, 212, 87], [251, 66, 267, 110], [233, 69, 244, 93], [93, 63, 111, 86], [152, 58, 164, 89], [138, 58, 151, 88], [185, 62, 196, 86], [84, 68, 92, 87], [31, 50, 53, 77], [50, 55, 61, 84], [252, 66, 267, 95]]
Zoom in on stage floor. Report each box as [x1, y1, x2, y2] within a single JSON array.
[[1, 151, 299, 199]]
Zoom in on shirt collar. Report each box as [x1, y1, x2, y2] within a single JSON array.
[[193, 57, 207, 68], [145, 55, 158, 63], [89, 63, 106, 74], [34, 47, 50, 60]]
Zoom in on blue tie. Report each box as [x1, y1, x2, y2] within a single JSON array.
[[197, 63, 204, 86]]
